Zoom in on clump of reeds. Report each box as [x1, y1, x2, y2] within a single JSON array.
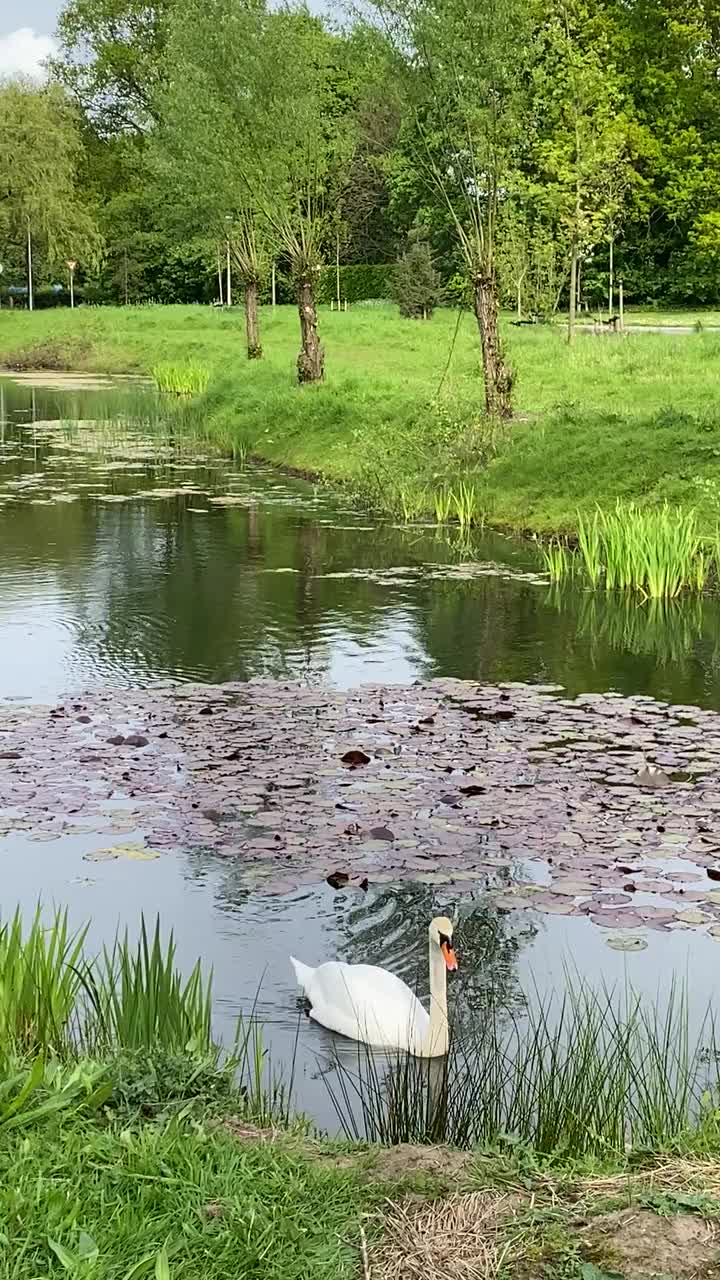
[[541, 538, 573, 582], [0, 909, 292, 1129], [549, 502, 711, 597], [451, 480, 483, 529], [325, 981, 720, 1156], [152, 361, 210, 395]]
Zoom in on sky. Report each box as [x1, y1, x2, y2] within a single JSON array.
[[0, 0, 62, 77]]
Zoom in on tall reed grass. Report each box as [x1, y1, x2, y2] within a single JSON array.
[[561, 502, 712, 597], [0, 909, 213, 1059], [541, 538, 572, 583], [325, 982, 720, 1155], [0, 910, 293, 1129], [152, 361, 210, 395]]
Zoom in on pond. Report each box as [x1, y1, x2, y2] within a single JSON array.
[[2, 370, 720, 1130]]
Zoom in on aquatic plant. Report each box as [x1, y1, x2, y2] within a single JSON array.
[[451, 480, 483, 528], [577, 509, 603, 585], [396, 483, 428, 522], [325, 981, 720, 1154], [541, 538, 573, 582], [152, 361, 210, 395], [433, 485, 454, 524], [86, 919, 213, 1055], [0, 907, 90, 1055], [570, 503, 706, 597]]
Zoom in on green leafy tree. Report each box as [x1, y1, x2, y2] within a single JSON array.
[[367, 0, 534, 418], [51, 0, 172, 135], [533, 0, 633, 340], [158, 0, 354, 381], [0, 78, 102, 307]]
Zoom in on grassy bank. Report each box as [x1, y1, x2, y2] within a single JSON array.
[[3, 303, 720, 534], [3, 909, 720, 1275]]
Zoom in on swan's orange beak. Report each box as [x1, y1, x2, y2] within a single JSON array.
[[441, 941, 458, 971]]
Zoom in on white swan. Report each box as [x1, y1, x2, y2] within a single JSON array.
[[290, 916, 458, 1057]]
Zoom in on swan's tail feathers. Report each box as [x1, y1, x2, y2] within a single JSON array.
[[290, 956, 314, 993]]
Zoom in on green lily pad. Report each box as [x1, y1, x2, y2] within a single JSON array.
[[84, 843, 161, 863], [606, 935, 648, 951]]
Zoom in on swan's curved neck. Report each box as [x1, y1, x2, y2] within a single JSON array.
[[423, 938, 449, 1056]]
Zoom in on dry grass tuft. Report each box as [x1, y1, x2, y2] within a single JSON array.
[[369, 1190, 515, 1280], [581, 1156, 720, 1202]]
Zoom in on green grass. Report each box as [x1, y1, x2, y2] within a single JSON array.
[[0, 1111, 382, 1280], [561, 503, 712, 597], [326, 981, 720, 1157], [4, 303, 720, 534], [152, 360, 210, 395]]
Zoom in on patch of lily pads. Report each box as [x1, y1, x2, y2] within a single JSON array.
[[3, 679, 720, 947]]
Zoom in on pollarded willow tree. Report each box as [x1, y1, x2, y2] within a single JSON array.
[[365, 0, 534, 418], [0, 78, 102, 306], [158, 0, 353, 382]]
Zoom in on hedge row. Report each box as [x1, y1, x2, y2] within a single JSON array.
[[316, 263, 394, 304]]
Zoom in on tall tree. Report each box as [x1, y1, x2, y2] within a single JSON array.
[[158, 0, 353, 381], [51, 0, 172, 135], [0, 79, 102, 306], [534, 0, 632, 339], [366, 0, 534, 418]]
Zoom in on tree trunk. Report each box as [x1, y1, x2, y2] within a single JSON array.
[[245, 279, 262, 359], [472, 272, 513, 419], [608, 234, 614, 318], [568, 242, 578, 344], [296, 274, 325, 383]]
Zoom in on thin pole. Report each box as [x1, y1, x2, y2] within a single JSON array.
[[271, 261, 276, 309], [619, 278, 624, 331], [608, 235, 614, 318], [124, 248, 129, 305], [26, 222, 33, 312], [226, 238, 232, 307], [217, 245, 224, 305], [69, 266, 75, 309], [335, 227, 341, 311]]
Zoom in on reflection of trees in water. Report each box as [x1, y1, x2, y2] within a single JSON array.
[[414, 570, 720, 706], [331, 881, 535, 1022]]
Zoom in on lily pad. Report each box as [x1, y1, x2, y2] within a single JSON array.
[[606, 935, 648, 952], [84, 843, 161, 863]]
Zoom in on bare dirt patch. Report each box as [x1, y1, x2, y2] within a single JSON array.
[[581, 1207, 720, 1279]]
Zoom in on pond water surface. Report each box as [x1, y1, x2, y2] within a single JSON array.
[[2, 371, 720, 1128]]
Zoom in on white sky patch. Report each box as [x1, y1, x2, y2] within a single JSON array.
[[0, 28, 56, 79]]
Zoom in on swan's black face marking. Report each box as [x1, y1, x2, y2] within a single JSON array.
[[438, 931, 451, 947]]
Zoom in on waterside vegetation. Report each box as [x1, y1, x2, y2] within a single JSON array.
[[4, 304, 720, 557], [4, 909, 720, 1277]]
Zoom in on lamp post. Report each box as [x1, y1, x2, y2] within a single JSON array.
[[27, 221, 33, 312], [66, 260, 77, 309], [225, 215, 232, 307]]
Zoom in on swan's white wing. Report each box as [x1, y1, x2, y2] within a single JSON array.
[[305, 961, 429, 1051]]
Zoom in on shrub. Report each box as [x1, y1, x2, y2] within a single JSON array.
[[392, 237, 443, 319], [316, 263, 394, 304]]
